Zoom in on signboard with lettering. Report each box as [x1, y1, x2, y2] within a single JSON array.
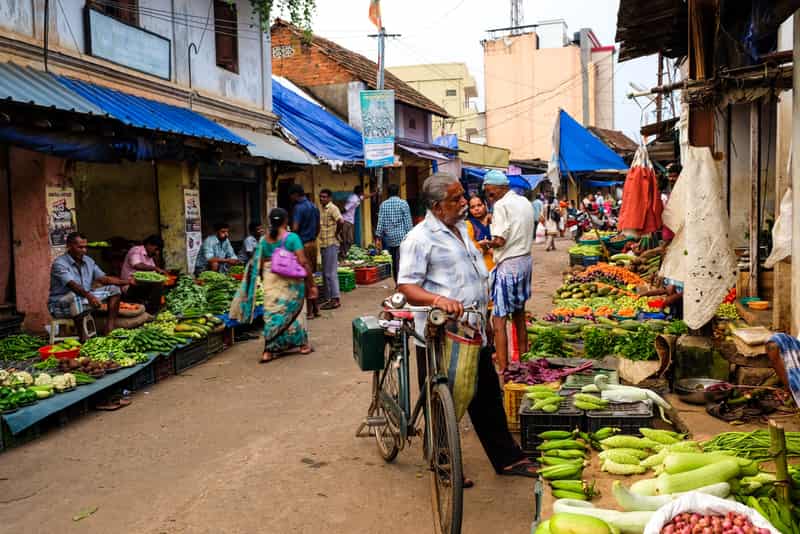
[[360, 90, 396, 168], [86, 9, 171, 80]]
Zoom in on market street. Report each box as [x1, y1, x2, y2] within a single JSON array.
[[0, 239, 568, 534]]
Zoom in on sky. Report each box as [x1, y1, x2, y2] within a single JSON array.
[[303, 0, 665, 143]]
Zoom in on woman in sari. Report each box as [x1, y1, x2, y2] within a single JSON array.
[[466, 194, 494, 273], [231, 208, 317, 363]]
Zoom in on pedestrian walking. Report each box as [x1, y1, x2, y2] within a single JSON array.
[[544, 197, 560, 251], [230, 208, 316, 364], [289, 184, 321, 319], [531, 194, 544, 241], [397, 172, 537, 484], [318, 189, 343, 310], [340, 185, 363, 260], [481, 170, 535, 374], [374, 183, 412, 282]]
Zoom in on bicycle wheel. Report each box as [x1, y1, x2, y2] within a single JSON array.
[[428, 382, 463, 534], [374, 345, 401, 462]]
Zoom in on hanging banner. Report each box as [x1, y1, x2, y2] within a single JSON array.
[[360, 90, 395, 167], [184, 188, 202, 274], [46, 186, 77, 255]]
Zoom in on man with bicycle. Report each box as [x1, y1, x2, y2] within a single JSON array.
[[397, 172, 536, 483]]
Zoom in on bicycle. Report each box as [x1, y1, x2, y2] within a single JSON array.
[[355, 293, 480, 534]]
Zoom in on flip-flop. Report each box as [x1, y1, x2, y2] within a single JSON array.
[[299, 346, 314, 355], [320, 301, 340, 310], [95, 396, 132, 411], [463, 477, 475, 489], [500, 459, 538, 478], [259, 353, 276, 364]]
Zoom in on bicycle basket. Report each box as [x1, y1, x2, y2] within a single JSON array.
[[441, 329, 481, 422]]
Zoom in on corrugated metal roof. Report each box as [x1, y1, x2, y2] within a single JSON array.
[[57, 76, 248, 145], [0, 62, 105, 115], [227, 126, 317, 165]]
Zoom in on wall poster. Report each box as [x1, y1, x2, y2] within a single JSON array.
[[184, 189, 202, 274], [46, 186, 77, 255]]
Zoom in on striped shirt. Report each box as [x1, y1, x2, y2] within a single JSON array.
[[375, 196, 413, 248]]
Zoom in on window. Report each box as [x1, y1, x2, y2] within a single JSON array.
[[90, 0, 138, 26], [214, 0, 239, 73], [408, 117, 417, 130], [445, 89, 457, 97]]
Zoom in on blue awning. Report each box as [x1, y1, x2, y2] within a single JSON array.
[[523, 174, 546, 189], [0, 62, 104, 115], [582, 179, 625, 188], [556, 110, 627, 173], [272, 79, 363, 162], [56, 76, 248, 145]]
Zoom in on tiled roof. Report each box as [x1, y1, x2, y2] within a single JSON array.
[[272, 20, 449, 118], [587, 126, 639, 155]]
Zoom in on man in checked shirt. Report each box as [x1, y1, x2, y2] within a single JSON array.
[[374, 183, 413, 283]]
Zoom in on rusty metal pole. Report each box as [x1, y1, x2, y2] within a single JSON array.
[[656, 52, 664, 124]]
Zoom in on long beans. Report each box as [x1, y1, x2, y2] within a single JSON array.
[[702, 430, 800, 459], [0, 334, 46, 361]]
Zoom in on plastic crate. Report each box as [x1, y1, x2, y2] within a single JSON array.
[[578, 239, 602, 246], [563, 369, 619, 389], [586, 401, 654, 435], [569, 254, 584, 267], [174, 341, 207, 373], [583, 255, 600, 267], [206, 330, 225, 356], [520, 394, 585, 452], [376, 262, 392, 280], [1, 420, 41, 452], [126, 364, 155, 391], [154, 353, 175, 382], [355, 266, 380, 285], [503, 382, 530, 433], [0, 316, 24, 339]]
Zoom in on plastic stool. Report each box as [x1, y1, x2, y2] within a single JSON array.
[[49, 318, 76, 345], [48, 313, 97, 344]]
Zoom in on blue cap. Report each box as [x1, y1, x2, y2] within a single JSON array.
[[483, 170, 509, 186]]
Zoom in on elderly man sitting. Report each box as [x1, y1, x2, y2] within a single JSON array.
[[48, 232, 130, 334], [480, 170, 535, 373], [397, 172, 536, 484]]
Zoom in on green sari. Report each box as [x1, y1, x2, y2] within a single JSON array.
[[230, 235, 308, 353]]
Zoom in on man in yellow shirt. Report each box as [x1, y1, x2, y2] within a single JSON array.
[[318, 189, 344, 310]]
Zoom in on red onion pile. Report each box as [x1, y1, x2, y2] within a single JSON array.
[[660, 512, 770, 534]]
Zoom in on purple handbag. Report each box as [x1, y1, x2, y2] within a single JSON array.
[[270, 235, 307, 279]]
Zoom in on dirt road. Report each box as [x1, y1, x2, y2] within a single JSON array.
[[0, 240, 568, 534]]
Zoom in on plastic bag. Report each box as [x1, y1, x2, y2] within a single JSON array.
[[441, 329, 481, 421], [643, 493, 780, 534], [764, 187, 792, 268]]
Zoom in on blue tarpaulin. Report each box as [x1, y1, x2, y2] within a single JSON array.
[[463, 168, 546, 192], [556, 110, 627, 173], [583, 179, 625, 188], [57, 77, 248, 145], [272, 79, 364, 162]]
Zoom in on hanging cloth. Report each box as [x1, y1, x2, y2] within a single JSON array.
[[617, 146, 663, 236]]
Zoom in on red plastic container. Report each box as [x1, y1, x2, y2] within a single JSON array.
[[355, 266, 379, 285], [38, 345, 80, 360]]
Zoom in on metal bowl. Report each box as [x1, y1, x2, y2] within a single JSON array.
[[675, 378, 732, 405]]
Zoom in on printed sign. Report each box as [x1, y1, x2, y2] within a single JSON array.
[[360, 90, 395, 167], [184, 189, 202, 274], [46, 186, 77, 255]]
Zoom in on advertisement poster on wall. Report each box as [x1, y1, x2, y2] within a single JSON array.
[[46, 186, 77, 255], [360, 90, 395, 167], [184, 189, 202, 274]]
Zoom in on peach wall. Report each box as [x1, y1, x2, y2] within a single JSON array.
[[10, 147, 66, 332]]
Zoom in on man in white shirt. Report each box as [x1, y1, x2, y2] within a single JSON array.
[[481, 170, 535, 372], [340, 185, 363, 259]]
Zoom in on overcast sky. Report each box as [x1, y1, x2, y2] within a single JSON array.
[[306, 0, 666, 143]]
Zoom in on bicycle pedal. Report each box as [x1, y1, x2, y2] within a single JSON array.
[[364, 416, 387, 427]]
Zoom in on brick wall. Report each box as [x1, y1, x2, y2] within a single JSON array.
[[271, 26, 356, 87]]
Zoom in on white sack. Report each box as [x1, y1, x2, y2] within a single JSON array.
[[660, 146, 737, 330], [644, 493, 780, 534], [764, 187, 793, 268]]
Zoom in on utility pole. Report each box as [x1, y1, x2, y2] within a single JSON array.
[[510, 0, 523, 33], [656, 52, 664, 123], [368, 27, 401, 196]]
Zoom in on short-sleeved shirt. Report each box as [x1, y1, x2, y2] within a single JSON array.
[[490, 190, 535, 264], [398, 212, 489, 346], [49, 253, 106, 304], [342, 193, 361, 224], [195, 235, 236, 273], [531, 199, 543, 222], [239, 235, 259, 262], [293, 197, 320, 243], [375, 196, 413, 248], [259, 232, 303, 259], [121, 245, 156, 282], [318, 202, 343, 248]]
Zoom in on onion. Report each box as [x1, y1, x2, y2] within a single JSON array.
[[663, 525, 675, 534], [733, 518, 744, 528], [690, 515, 700, 525], [722, 520, 733, 530]]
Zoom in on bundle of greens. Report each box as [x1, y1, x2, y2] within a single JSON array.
[[614, 326, 658, 361], [583, 327, 616, 359], [166, 275, 207, 315]]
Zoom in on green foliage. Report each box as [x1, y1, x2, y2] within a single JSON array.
[[583, 327, 615, 359], [615, 326, 658, 361], [243, 0, 315, 31]]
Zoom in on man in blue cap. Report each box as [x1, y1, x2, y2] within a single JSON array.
[[480, 170, 535, 373]]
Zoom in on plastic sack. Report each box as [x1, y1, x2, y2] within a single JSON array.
[[764, 187, 792, 268], [618, 147, 663, 235], [643, 493, 780, 534], [441, 329, 481, 421]]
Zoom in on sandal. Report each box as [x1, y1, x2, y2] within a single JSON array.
[[299, 345, 314, 355], [463, 477, 475, 489], [95, 395, 132, 411], [320, 300, 340, 310], [500, 459, 538, 478], [259, 352, 276, 364]]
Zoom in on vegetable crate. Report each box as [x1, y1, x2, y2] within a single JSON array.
[[206, 330, 225, 356], [1, 421, 41, 452], [582, 255, 600, 267], [338, 271, 356, 292], [376, 263, 392, 280], [355, 266, 380, 285], [0, 316, 24, 339], [569, 254, 584, 267], [503, 382, 529, 433], [154, 353, 175, 382], [174, 341, 207, 373], [562, 369, 619, 389], [519, 395, 584, 452], [586, 400, 653, 435], [126, 364, 156, 391]]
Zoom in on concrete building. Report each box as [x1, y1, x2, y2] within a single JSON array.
[[388, 63, 483, 142], [483, 21, 615, 161], [0, 1, 313, 331]]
